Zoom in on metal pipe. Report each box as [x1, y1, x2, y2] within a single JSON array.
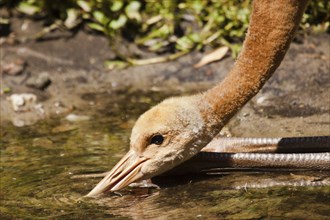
[[165, 136, 330, 175], [202, 136, 330, 153]]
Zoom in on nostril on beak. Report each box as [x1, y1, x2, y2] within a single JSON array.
[[112, 172, 120, 179]]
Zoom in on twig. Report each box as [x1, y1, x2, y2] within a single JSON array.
[[33, 21, 63, 40], [71, 172, 109, 179], [126, 51, 189, 66]]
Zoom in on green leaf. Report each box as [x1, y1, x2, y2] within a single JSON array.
[[148, 40, 169, 52], [104, 60, 129, 70], [125, 1, 141, 21], [0, 17, 9, 24], [111, 0, 123, 12], [87, 23, 105, 32], [77, 0, 92, 12], [17, 2, 40, 15], [176, 35, 195, 51], [188, 33, 201, 43], [109, 14, 127, 30], [2, 87, 11, 93], [64, 9, 80, 29], [146, 15, 163, 25], [191, 1, 204, 14], [93, 11, 108, 25], [137, 24, 170, 43]]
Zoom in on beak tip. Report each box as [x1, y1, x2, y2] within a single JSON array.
[[85, 184, 107, 197], [86, 151, 148, 196], [85, 190, 99, 198]]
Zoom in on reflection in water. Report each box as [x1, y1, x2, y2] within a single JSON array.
[[85, 172, 330, 219], [1, 91, 329, 219]]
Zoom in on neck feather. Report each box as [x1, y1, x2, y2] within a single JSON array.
[[201, 0, 308, 128]]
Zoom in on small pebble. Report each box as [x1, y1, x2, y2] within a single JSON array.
[[2, 58, 26, 75], [34, 103, 45, 115], [12, 118, 25, 127], [33, 137, 53, 147], [26, 72, 52, 90], [52, 124, 77, 133], [256, 96, 267, 104], [7, 93, 37, 111], [242, 112, 250, 117], [65, 113, 90, 122]]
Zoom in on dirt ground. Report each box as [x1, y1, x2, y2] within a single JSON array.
[[1, 17, 329, 137]]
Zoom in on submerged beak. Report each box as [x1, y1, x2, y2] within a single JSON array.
[[86, 150, 148, 197]]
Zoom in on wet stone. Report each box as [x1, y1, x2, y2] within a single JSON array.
[[65, 113, 90, 122], [26, 72, 52, 90], [1, 58, 26, 76], [33, 137, 54, 148], [12, 118, 25, 127], [7, 93, 37, 112], [51, 124, 77, 133]]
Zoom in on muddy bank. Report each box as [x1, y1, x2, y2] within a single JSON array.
[[1, 18, 329, 137]]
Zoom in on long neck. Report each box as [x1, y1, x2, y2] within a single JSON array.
[[201, 0, 308, 128]]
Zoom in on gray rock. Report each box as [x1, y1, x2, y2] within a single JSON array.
[[2, 59, 26, 76], [26, 72, 52, 90]]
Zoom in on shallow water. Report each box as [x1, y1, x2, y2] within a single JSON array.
[[1, 91, 329, 219]]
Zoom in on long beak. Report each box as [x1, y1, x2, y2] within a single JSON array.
[[86, 150, 148, 197]]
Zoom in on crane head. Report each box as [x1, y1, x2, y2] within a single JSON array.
[[86, 95, 214, 196]]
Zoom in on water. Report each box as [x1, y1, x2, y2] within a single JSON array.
[[1, 91, 329, 219]]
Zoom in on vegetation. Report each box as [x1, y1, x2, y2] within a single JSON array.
[[1, 0, 329, 67]]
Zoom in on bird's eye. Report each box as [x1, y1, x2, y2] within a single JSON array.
[[150, 135, 164, 145]]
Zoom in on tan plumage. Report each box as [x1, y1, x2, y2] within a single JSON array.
[[87, 0, 309, 197]]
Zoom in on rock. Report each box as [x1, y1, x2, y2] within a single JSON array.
[[12, 118, 25, 127], [33, 137, 54, 148], [218, 126, 232, 137], [7, 93, 37, 111], [65, 113, 90, 122], [26, 72, 51, 90], [1, 86, 11, 94], [34, 103, 45, 115], [52, 124, 77, 133], [1, 58, 26, 75]]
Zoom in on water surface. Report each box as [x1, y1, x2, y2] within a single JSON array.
[[1, 91, 329, 219]]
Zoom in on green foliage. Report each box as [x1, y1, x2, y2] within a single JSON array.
[[2, 0, 329, 61], [302, 0, 329, 32]]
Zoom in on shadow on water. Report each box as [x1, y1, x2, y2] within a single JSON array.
[[1, 91, 329, 219]]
